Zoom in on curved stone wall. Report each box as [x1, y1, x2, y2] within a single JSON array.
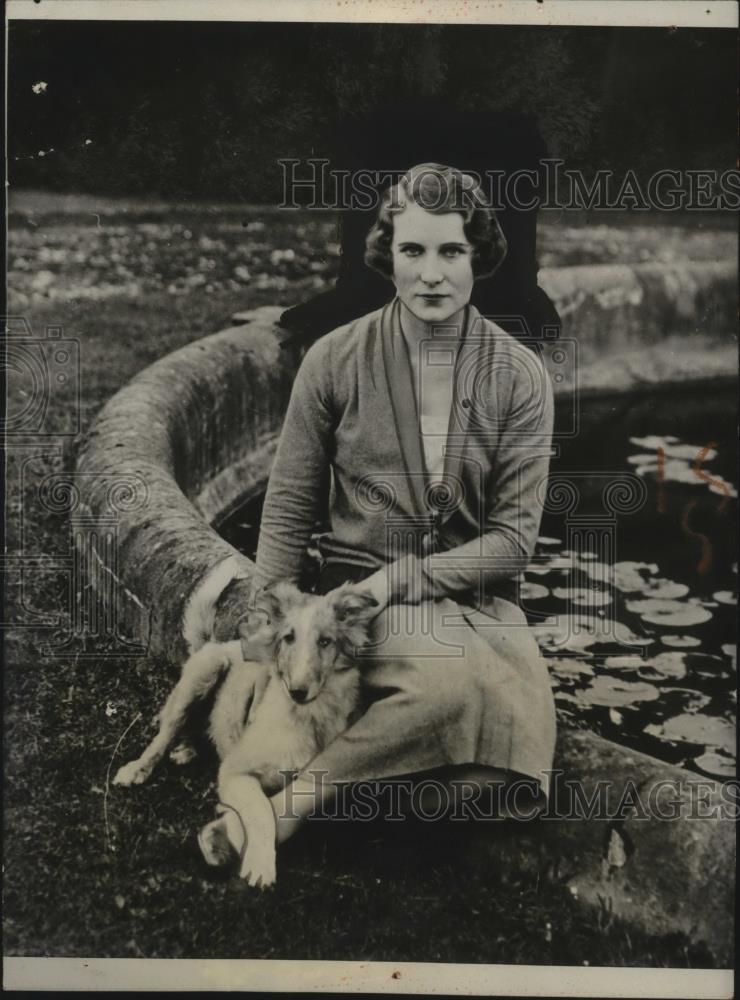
[[75, 305, 296, 661], [539, 260, 737, 394]]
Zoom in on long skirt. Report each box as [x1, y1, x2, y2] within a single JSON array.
[[306, 562, 557, 800]]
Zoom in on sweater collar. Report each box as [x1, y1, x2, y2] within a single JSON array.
[[379, 297, 480, 525]]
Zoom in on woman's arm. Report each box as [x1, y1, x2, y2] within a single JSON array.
[[363, 358, 555, 607], [252, 339, 335, 591]]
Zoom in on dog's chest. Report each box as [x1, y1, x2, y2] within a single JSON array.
[[232, 673, 360, 792], [237, 686, 318, 787]]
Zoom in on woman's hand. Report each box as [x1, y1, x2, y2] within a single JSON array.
[[331, 568, 390, 616], [356, 567, 391, 612]]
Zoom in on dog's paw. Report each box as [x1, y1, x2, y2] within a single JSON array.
[[169, 742, 197, 766], [112, 759, 151, 787], [198, 818, 238, 868], [239, 842, 277, 889]]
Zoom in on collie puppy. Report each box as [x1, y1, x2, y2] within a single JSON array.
[[114, 581, 378, 888]]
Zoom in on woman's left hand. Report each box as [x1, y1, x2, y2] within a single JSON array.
[[349, 568, 391, 613]]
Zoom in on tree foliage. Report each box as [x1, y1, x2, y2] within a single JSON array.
[[9, 22, 736, 201]]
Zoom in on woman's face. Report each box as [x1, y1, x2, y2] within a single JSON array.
[[391, 201, 474, 326]]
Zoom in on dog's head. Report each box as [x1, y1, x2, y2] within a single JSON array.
[[238, 582, 378, 705]]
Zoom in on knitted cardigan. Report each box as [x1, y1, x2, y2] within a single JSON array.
[[254, 297, 554, 608]]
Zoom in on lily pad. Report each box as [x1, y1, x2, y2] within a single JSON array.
[[625, 598, 713, 627], [577, 676, 660, 708], [581, 562, 612, 584], [633, 458, 692, 484], [546, 658, 595, 680], [633, 463, 661, 478], [636, 652, 687, 681], [713, 591, 736, 606], [632, 454, 738, 497], [693, 750, 736, 779], [604, 655, 645, 670], [720, 643, 736, 666], [613, 561, 659, 593], [641, 578, 689, 600], [647, 714, 735, 751], [685, 653, 730, 679], [534, 619, 596, 652], [552, 587, 612, 608], [594, 570, 689, 599], [571, 588, 613, 608], [535, 615, 653, 652], [554, 691, 580, 704], [655, 458, 702, 484], [630, 434, 681, 448], [628, 435, 717, 462], [650, 689, 713, 713], [708, 479, 738, 499], [520, 582, 549, 601], [661, 635, 701, 648]]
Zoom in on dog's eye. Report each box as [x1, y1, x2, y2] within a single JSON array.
[[282, 631, 295, 645], [317, 636, 332, 648]]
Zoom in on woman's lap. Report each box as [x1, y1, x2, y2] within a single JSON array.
[[308, 591, 556, 798]]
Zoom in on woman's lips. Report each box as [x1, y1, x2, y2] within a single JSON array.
[[418, 293, 448, 300]]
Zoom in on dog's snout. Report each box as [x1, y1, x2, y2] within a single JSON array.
[[289, 686, 309, 704]]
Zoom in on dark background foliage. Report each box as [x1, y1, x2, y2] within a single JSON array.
[[8, 21, 737, 202]]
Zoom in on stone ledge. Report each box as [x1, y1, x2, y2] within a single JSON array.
[[538, 260, 736, 396]]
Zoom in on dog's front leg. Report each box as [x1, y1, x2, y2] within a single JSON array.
[[114, 642, 233, 787], [216, 768, 277, 889]]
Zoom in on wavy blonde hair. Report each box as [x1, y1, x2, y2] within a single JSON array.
[[364, 162, 507, 280]]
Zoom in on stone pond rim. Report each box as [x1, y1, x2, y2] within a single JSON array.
[[75, 268, 736, 964]]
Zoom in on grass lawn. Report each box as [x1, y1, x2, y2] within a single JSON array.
[[3, 195, 722, 964]]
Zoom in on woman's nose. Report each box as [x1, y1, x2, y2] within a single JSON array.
[[420, 261, 443, 284]]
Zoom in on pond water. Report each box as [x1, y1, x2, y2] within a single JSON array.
[[219, 385, 737, 780]]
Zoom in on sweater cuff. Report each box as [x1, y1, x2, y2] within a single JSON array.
[[386, 553, 428, 605]]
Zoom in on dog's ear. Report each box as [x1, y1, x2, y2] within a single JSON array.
[[332, 585, 379, 657], [269, 580, 305, 614], [330, 584, 379, 628], [246, 580, 303, 624]]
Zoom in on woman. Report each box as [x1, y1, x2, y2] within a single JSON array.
[[253, 163, 556, 844]]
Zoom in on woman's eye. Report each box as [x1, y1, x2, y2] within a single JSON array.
[[317, 636, 332, 648], [400, 246, 422, 257], [282, 632, 295, 645], [442, 247, 464, 258]]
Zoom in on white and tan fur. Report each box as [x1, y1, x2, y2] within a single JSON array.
[[113, 581, 377, 888]]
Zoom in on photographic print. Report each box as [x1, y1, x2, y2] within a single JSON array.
[[4, 0, 737, 994]]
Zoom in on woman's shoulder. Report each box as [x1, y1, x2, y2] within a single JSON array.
[[471, 309, 552, 382], [292, 305, 385, 407], [470, 309, 535, 351], [301, 305, 385, 369]]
